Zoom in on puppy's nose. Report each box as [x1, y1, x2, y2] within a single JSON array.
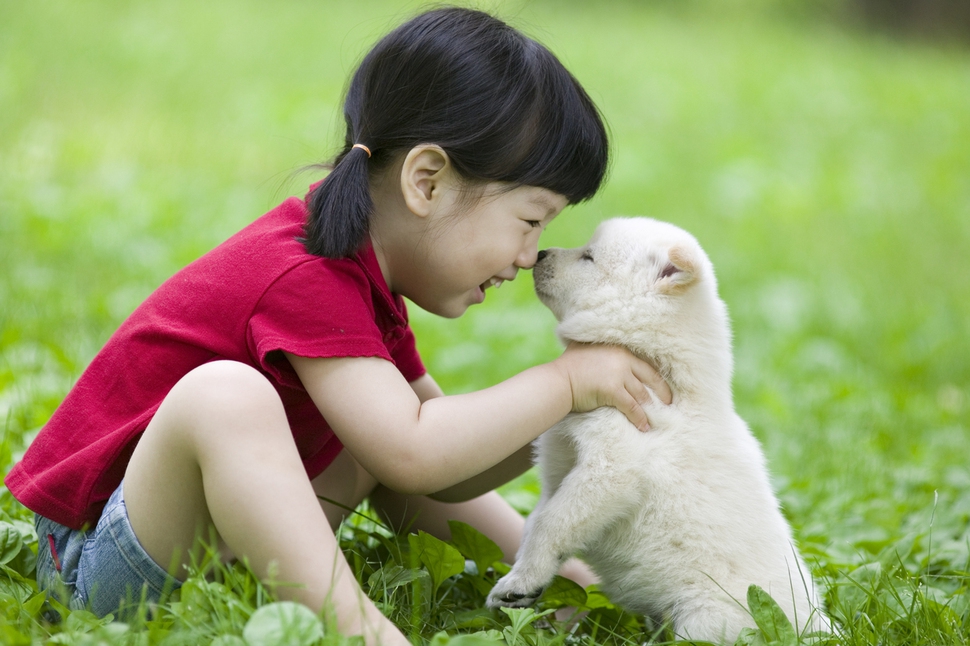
[[536, 249, 548, 262]]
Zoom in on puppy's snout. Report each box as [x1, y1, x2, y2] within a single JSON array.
[[536, 249, 549, 263]]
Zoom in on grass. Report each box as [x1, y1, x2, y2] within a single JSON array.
[[1, 0, 969, 643]]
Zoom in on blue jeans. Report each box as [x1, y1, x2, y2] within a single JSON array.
[[35, 481, 183, 619]]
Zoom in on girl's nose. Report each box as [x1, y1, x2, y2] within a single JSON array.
[[516, 244, 539, 269]]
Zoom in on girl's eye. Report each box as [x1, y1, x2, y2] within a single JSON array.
[[581, 250, 594, 262], [526, 220, 542, 229]]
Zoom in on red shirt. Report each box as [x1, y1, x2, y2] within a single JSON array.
[[6, 188, 426, 529]]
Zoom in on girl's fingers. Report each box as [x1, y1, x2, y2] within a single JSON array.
[[557, 343, 671, 427], [633, 358, 672, 405], [616, 387, 651, 432], [618, 353, 669, 431]]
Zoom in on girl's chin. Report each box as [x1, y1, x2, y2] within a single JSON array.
[[414, 288, 484, 318]]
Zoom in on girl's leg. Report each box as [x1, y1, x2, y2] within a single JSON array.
[[123, 361, 408, 646], [369, 487, 596, 588], [311, 445, 379, 532]]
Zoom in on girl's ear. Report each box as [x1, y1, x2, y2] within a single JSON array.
[[400, 145, 451, 217]]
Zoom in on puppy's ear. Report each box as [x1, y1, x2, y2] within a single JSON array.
[[656, 245, 698, 294]]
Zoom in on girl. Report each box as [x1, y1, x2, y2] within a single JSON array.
[[7, 8, 670, 645]]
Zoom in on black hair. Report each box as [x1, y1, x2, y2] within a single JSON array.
[[303, 7, 610, 258]]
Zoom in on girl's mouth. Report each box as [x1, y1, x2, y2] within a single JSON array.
[[476, 277, 507, 304]]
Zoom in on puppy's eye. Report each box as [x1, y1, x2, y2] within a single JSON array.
[[581, 250, 594, 262]]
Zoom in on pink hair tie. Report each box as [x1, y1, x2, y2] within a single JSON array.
[[352, 143, 372, 158]]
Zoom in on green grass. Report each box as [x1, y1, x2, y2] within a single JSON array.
[[2, 0, 969, 644]]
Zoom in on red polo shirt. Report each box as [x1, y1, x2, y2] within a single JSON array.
[[6, 188, 426, 529]]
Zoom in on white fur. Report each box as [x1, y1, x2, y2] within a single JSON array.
[[486, 218, 827, 642]]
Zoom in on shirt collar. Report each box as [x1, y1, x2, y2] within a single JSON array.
[[353, 239, 408, 327]]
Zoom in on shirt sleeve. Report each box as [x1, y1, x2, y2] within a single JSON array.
[[247, 259, 394, 388]]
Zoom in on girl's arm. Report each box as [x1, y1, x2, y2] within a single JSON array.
[[285, 344, 668, 496], [408, 372, 534, 502]]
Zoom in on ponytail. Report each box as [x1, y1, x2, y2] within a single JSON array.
[[303, 145, 373, 258]]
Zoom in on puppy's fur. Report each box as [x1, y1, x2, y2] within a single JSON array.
[[486, 218, 826, 642]]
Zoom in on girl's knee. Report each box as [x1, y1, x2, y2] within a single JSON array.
[[163, 361, 286, 432], [181, 360, 277, 400]]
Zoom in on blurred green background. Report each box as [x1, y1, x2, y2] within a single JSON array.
[[1, 0, 968, 576]]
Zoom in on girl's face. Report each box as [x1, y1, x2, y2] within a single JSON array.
[[398, 184, 568, 318]]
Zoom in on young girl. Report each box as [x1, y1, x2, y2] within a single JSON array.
[[7, 8, 669, 645]]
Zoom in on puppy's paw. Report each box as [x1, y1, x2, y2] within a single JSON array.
[[487, 573, 544, 609]]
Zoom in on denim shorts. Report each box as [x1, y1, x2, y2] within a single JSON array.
[[35, 481, 183, 619]]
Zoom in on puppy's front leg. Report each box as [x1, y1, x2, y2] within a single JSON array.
[[487, 447, 634, 608]]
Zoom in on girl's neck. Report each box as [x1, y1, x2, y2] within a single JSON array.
[[369, 232, 394, 293], [365, 163, 410, 294]]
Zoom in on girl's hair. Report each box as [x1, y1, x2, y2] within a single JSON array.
[[304, 7, 610, 258]]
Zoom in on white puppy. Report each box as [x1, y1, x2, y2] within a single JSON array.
[[487, 218, 826, 642]]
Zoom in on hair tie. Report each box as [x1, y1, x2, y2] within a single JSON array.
[[352, 143, 372, 158]]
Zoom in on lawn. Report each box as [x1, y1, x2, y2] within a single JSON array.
[[1, 1, 968, 644]]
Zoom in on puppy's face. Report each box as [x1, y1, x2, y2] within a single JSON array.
[[533, 218, 707, 330]]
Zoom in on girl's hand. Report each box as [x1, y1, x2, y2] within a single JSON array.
[[552, 343, 672, 432]]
